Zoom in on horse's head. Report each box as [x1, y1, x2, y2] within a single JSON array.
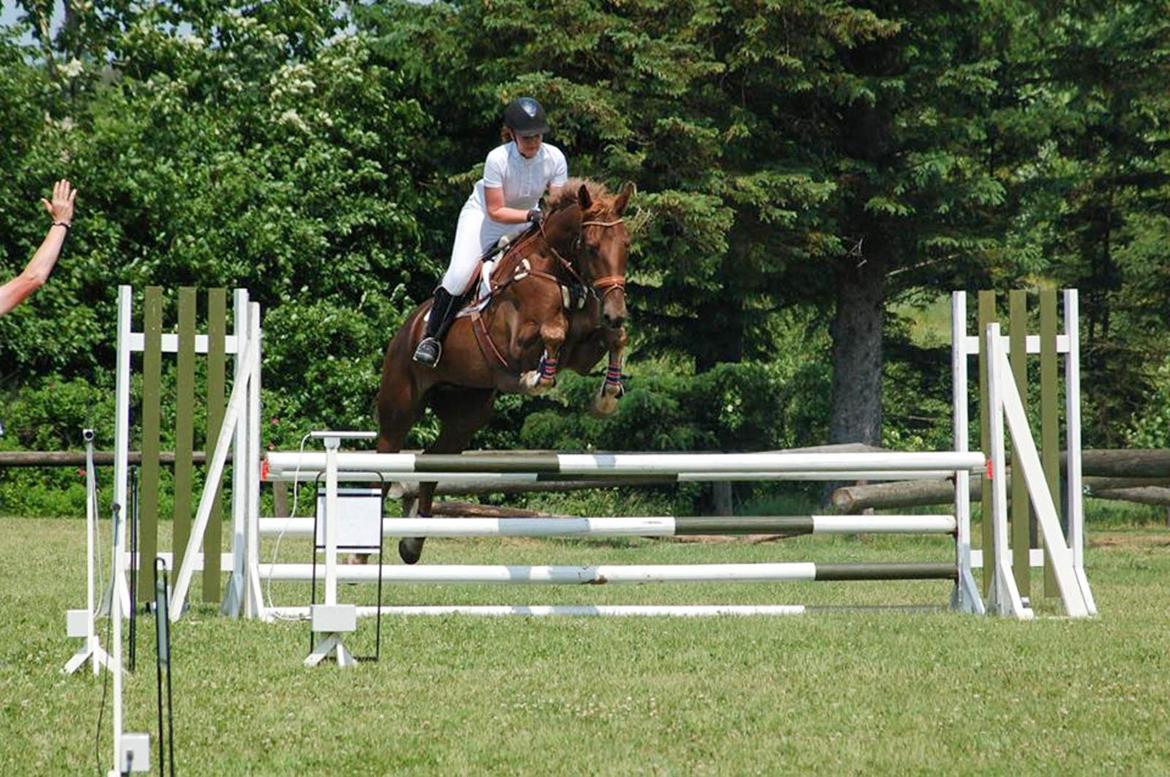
[[570, 180, 633, 330]]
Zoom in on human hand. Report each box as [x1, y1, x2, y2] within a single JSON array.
[[527, 208, 543, 225], [41, 179, 77, 226]]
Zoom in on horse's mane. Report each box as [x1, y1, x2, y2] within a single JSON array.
[[546, 177, 612, 214]]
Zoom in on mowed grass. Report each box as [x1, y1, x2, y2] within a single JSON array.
[[2, 516, 1169, 775]]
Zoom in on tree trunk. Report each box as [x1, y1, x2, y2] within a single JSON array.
[[828, 250, 887, 446], [694, 298, 744, 372]]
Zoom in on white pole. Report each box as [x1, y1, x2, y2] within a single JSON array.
[[264, 451, 986, 479], [263, 562, 826, 584], [1064, 290, 1096, 614], [86, 433, 99, 672], [112, 286, 132, 617], [258, 514, 958, 537], [951, 292, 984, 614], [222, 289, 249, 618], [109, 503, 124, 774], [65, 430, 112, 675], [324, 436, 339, 607], [274, 604, 811, 618], [245, 302, 264, 618]]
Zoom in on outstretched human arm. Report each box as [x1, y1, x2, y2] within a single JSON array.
[[0, 179, 76, 317]]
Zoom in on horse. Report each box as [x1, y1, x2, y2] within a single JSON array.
[[375, 178, 634, 563]]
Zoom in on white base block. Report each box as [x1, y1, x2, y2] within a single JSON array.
[[66, 609, 90, 638], [310, 604, 356, 634], [111, 732, 150, 774]]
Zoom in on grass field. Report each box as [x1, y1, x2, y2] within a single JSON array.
[[2, 514, 1169, 775]]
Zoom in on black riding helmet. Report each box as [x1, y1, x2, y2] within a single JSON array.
[[504, 97, 550, 137]]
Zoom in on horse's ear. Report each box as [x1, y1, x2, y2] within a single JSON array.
[[613, 181, 636, 215], [578, 183, 593, 212]]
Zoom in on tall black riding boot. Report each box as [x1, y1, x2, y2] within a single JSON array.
[[413, 287, 461, 367]]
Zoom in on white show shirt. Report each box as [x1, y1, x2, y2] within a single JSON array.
[[470, 142, 569, 216], [440, 141, 569, 295]]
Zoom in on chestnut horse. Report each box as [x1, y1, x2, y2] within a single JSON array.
[[375, 178, 633, 563]]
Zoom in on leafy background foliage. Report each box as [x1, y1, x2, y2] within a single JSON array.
[[2, 0, 1169, 514]]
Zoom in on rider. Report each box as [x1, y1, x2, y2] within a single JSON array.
[[413, 97, 568, 366]]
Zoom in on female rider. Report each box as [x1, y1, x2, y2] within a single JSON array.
[[413, 97, 568, 366]]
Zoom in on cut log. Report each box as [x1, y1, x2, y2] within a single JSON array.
[[1078, 449, 1170, 478], [386, 478, 677, 499], [832, 473, 1170, 513], [1087, 486, 1170, 507], [0, 450, 219, 468]]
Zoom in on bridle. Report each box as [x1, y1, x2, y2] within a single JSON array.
[[577, 218, 627, 302], [527, 212, 626, 305], [486, 205, 627, 309]]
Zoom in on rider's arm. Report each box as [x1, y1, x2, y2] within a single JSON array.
[[484, 186, 535, 224]]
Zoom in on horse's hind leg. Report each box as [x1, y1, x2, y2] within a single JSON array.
[[398, 387, 497, 564]]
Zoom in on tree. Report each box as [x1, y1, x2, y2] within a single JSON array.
[[1002, 2, 1170, 444], [359, 1, 1033, 448], [1, 0, 436, 433]]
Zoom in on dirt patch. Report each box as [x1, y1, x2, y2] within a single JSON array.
[[1090, 532, 1170, 549]]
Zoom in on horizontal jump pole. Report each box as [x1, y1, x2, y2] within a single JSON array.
[[267, 469, 963, 484], [264, 450, 985, 480], [257, 515, 958, 538], [257, 561, 957, 584], [268, 604, 811, 618]]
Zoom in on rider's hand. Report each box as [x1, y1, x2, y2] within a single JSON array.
[[527, 209, 543, 225]]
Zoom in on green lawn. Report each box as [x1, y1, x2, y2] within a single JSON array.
[[2, 516, 1168, 775]]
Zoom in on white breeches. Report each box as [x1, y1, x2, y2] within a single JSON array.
[[440, 200, 528, 295]]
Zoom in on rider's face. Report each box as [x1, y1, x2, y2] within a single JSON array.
[[516, 132, 543, 158]]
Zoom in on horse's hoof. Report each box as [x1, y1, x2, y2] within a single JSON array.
[[399, 537, 425, 565], [591, 394, 619, 417], [521, 370, 555, 395]]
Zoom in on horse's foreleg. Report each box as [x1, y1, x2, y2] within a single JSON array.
[[519, 320, 567, 395], [591, 327, 628, 417], [372, 362, 421, 565]]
